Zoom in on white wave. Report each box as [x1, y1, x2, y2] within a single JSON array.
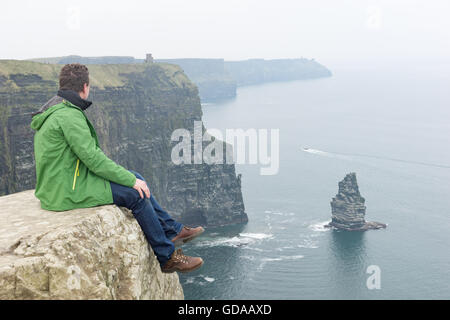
[[271, 212, 284, 215], [302, 148, 351, 160], [258, 255, 304, 271], [204, 277, 215, 283], [243, 247, 266, 252], [184, 277, 195, 284], [262, 255, 304, 262], [282, 255, 304, 260], [302, 148, 332, 156], [194, 232, 273, 248], [276, 246, 295, 251], [257, 262, 266, 272], [297, 238, 319, 249], [269, 211, 295, 216], [303, 147, 450, 168], [308, 220, 331, 232], [261, 257, 282, 262], [279, 218, 296, 224], [240, 233, 273, 240]]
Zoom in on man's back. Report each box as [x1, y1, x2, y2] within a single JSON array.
[[31, 99, 110, 210], [31, 97, 135, 211]]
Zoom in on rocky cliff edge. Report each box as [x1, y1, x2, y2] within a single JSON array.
[[0, 190, 184, 300]]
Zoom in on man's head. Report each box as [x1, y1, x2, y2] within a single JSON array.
[[59, 63, 90, 100]]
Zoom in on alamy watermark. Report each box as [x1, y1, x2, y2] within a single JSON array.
[[66, 265, 81, 290], [366, 5, 382, 30], [366, 265, 381, 290], [171, 121, 280, 175], [66, 6, 81, 31]]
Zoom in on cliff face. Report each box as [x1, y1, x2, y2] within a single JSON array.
[[0, 60, 247, 227], [0, 190, 184, 300], [328, 173, 386, 231], [156, 58, 332, 102]]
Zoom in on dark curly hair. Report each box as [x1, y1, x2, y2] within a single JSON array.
[[59, 63, 89, 92]]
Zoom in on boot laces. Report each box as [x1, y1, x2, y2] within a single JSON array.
[[173, 249, 189, 264]]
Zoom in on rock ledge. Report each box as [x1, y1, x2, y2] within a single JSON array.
[[0, 190, 184, 300]]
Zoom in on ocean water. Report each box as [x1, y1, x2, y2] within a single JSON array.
[[178, 62, 450, 299]]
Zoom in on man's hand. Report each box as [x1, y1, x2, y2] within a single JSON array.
[[133, 178, 151, 199]]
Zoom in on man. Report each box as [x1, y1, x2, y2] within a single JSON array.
[[30, 63, 204, 273]]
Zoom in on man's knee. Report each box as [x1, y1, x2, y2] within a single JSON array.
[[112, 183, 144, 209]]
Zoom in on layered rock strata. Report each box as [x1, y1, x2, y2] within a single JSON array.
[[327, 173, 386, 231]]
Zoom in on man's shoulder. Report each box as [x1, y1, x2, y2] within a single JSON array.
[[53, 103, 85, 120]]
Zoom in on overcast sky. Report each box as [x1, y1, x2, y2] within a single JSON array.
[[1, 0, 449, 66]]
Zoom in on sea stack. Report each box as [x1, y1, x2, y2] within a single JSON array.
[[327, 173, 386, 231]]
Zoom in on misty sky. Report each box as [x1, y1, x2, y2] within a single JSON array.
[[1, 0, 449, 66]]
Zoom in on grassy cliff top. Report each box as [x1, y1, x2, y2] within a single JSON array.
[[0, 60, 194, 90]]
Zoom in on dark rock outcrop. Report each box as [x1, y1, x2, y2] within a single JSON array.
[[0, 60, 247, 227], [327, 173, 386, 231]]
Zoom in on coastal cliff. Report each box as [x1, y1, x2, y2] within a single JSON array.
[[30, 56, 332, 102], [156, 58, 237, 102], [0, 190, 184, 300], [327, 173, 386, 231], [0, 60, 247, 227]]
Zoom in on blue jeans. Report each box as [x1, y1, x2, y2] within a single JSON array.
[[110, 170, 183, 266]]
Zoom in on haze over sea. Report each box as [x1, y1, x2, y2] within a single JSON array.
[[179, 61, 450, 299]]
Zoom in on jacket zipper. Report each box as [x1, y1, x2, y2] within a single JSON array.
[[72, 159, 80, 190]]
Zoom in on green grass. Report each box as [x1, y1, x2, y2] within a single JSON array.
[[0, 60, 195, 90]]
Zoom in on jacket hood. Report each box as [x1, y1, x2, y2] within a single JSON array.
[[30, 90, 92, 131], [30, 100, 66, 131]]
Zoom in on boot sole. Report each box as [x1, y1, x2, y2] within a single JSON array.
[[162, 259, 204, 274], [172, 228, 205, 247]]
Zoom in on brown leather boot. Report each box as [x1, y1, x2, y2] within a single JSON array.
[[171, 226, 205, 247], [161, 249, 204, 273]]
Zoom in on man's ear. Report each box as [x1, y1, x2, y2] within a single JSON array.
[[79, 83, 89, 99]]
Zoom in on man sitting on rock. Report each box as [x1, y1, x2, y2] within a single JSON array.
[[30, 63, 204, 273]]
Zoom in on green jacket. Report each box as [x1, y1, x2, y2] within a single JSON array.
[[30, 99, 136, 211]]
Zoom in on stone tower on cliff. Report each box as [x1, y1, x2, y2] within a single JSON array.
[[145, 53, 154, 63]]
